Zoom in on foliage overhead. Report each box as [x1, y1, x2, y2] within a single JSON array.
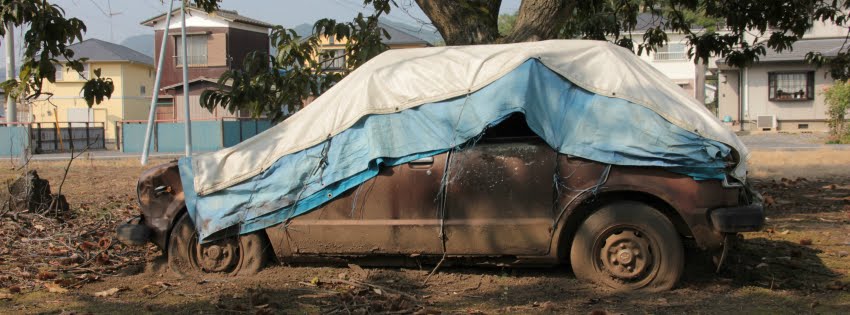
[[0, 0, 115, 107], [498, 13, 517, 36], [199, 1, 391, 121], [192, 0, 850, 120]]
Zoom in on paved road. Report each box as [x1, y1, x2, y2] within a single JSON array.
[[739, 132, 850, 150]]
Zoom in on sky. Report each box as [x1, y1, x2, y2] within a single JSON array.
[[0, 0, 522, 65]]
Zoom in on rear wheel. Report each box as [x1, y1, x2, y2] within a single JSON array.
[[570, 201, 684, 292], [168, 213, 270, 276]]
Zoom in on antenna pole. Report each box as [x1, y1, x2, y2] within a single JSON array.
[[180, 0, 192, 157], [140, 0, 175, 165]]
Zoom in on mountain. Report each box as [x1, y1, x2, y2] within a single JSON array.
[[292, 23, 314, 37], [378, 18, 442, 45], [120, 34, 155, 57], [287, 20, 442, 45]]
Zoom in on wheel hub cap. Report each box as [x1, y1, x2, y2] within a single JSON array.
[[600, 229, 652, 280], [196, 239, 238, 272]]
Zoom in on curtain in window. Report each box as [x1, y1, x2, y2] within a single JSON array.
[[769, 72, 814, 100], [176, 35, 209, 65]]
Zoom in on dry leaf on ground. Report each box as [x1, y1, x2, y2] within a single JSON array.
[[93, 287, 122, 297], [44, 283, 68, 294]]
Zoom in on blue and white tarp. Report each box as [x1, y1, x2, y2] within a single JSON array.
[[178, 40, 748, 241]]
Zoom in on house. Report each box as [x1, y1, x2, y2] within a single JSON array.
[[622, 13, 721, 101], [311, 21, 431, 72], [716, 20, 847, 132], [29, 38, 154, 147], [294, 22, 429, 107], [141, 7, 272, 121]]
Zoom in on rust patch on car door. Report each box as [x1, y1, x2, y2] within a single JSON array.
[[444, 139, 557, 255], [283, 153, 448, 255]]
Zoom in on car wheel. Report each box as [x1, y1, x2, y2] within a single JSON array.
[[570, 201, 684, 292], [168, 213, 270, 276]]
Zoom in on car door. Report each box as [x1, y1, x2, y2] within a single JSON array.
[[443, 137, 557, 255], [282, 153, 447, 255]]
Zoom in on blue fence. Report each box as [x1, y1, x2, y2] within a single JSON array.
[[0, 125, 29, 156], [121, 119, 273, 153]]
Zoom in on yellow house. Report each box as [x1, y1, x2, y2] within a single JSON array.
[[30, 38, 155, 148], [313, 22, 431, 71]]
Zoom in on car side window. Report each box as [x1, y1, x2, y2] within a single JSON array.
[[480, 113, 540, 141]]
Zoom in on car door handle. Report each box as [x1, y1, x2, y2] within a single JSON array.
[[409, 156, 434, 165]]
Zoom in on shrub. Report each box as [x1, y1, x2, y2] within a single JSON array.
[[823, 81, 850, 143]]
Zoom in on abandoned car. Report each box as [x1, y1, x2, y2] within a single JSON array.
[[118, 40, 764, 292]]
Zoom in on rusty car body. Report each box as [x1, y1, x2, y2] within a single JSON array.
[[120, 114, 763, 291], [118, 41, 766, 291]]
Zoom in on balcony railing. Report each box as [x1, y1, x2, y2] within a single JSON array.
[[653, 51, 688, 61], [174, 55, 208, 66]]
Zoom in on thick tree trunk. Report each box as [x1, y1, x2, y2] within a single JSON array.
[[415, 0, 502, 45], [501, 0, 575, 43], [416, 0, 574, 45]]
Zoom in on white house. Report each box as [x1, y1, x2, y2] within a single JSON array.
[[716, 18, 848, 132], [621, 13, 721, 102]]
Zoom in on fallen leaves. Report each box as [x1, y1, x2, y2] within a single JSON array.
[[36, 271, 57, 281], [292, 278, 420, 314], [93, 286, 128, 297], [141, 281, 174, 297], [44, 282, 68, 294], [826, 281, 846, 291], [800, 239, 813, 246]]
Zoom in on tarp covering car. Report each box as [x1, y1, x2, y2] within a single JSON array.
[[177, 40, 749, 241]]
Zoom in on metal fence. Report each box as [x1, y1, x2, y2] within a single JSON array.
[[0, 122, 106, 156], [119, 118, 272, 153], [0, 123, 30, 156], [653, 51, 688, 61], [29, 122, 106, 153]]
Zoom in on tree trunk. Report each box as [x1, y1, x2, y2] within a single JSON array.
[[501, 0, 575, 43], [416, 0, 574, 45], [415, 0, 502, 45]]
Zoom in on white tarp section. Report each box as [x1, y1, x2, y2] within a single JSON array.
[[191, 40, 748, 196]]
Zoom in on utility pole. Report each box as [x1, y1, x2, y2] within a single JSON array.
[[180, 0, 192, 156], [141, 0, 176, 165], [5, 22, 16, 123]]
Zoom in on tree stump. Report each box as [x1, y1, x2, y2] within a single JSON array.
[[3, 170, 70, 215]]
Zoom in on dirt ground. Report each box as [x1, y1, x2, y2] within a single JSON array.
[[1, 155, 849, 314]]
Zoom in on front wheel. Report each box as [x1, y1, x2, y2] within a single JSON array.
[[570, 201, 684, 292], [168, 213, 270, 276]]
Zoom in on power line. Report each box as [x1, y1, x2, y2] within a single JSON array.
[[88, 0, 123, 41]]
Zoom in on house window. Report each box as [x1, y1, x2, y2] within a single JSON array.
[[140, 85, 146, 96], [654, 43, 687, 61], [320, 49, 346, 70], [54, 64, 63, 81], [79, 64, 90, 80], [798, 123, 809, 129], [769, 72, 814, 101], [175, 35, 209, 66]]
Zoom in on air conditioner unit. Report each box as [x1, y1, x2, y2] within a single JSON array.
[[756, 115, 777, 131]]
